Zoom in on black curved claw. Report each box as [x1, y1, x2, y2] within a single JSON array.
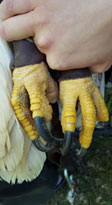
[[34, 117, 64, 145], [32, 138, 55, 152], [61, 131, 73, 156]]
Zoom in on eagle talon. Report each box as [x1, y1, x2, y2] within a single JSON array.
[[34, 117, 64, 145], [60, 77, 109, 149], [32, 138, 55, 152], [61, 131, 73, 156]]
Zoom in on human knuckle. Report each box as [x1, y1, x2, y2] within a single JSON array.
[[47, 55, 64, 70], [37, 35, 52, 50], [33, 10, 48, 27], [47, 57, 57, 69]]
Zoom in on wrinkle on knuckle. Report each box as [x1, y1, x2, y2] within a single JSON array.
[[32, 12, 43, 27]]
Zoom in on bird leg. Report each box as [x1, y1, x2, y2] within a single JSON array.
[[11, 39, 63, 152], [59, 68, 109, 155]]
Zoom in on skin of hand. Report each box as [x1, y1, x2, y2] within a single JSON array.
[[11, 62, 58, 141], [0, 0, 112, 73]]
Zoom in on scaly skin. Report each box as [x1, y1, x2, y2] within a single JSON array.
[[59, 77, 109, 149], [11, 62, 58, 140]]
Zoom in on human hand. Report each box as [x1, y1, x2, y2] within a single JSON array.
[[0, 0, 112, 73]]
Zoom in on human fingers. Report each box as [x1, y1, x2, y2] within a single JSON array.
[[0, 0, 35, 20], [0, 12, 34, 41]]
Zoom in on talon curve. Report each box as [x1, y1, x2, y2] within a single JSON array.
[[32, 138, 55, 152], [61, 131, 73, 156], [34, 117, 64, 145]]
